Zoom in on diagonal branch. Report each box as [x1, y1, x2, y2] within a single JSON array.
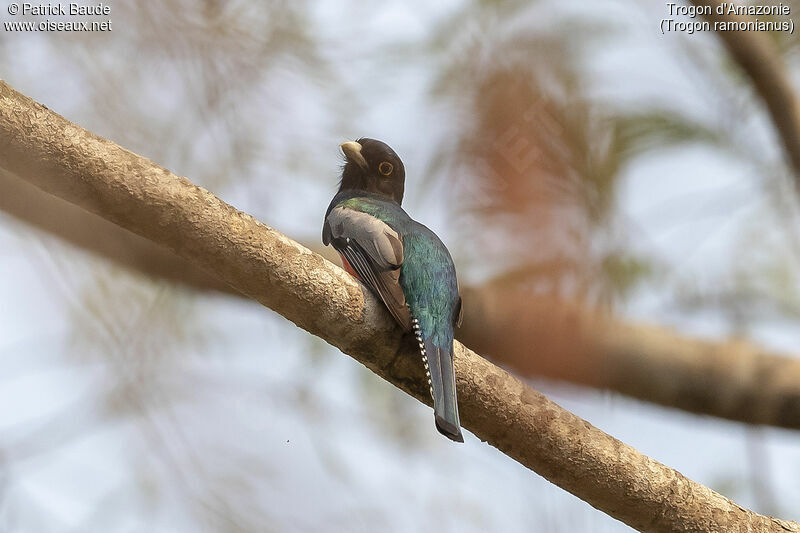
[[5, 167, 800, 430], [0, 79, 797, 532], [692, 0, 800, 184]]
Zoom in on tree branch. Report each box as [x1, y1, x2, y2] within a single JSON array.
[[1, 80, 796, 532], [692, 0, 800, 184], [4, 166, 800, 430]]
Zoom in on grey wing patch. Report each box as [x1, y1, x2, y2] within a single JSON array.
[[325, 206, 411, 330], [339, 241, 411, 330], [327, 207, 403, 268]]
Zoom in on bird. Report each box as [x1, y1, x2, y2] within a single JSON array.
[[322, 138, 464, 442]]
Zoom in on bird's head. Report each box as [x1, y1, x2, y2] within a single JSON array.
[[339, 138, 405, 204]]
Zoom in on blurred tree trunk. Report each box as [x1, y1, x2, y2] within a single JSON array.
[[1, 79, 797, 533], [0, 166, 233, 291], [692, 0, 800, 184], [460, 285, 800, 428]]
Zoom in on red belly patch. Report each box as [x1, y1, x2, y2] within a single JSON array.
[[338, 252, 361, 281]]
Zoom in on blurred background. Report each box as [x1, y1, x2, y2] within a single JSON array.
[[1, 0, 800, 531]]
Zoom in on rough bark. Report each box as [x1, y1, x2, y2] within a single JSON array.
[[692, 0, 800, 184], [1, 79, 797, 532], [5, 166, 800, 431]]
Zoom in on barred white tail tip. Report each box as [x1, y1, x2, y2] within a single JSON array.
[[411, 314, 439, 406]]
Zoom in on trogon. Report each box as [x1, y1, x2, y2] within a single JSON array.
[[322, 138, 464, 442]]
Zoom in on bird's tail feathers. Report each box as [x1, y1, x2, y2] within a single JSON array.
[[412, 318, 463, 443]]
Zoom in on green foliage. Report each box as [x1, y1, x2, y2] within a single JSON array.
[[601, 253, 653, 301], [613, 111, 727, 158]]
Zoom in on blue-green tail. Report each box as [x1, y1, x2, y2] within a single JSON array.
[[412, 318, 463, 442]]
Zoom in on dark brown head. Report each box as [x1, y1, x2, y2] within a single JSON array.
[[339, 138, 405, 204]]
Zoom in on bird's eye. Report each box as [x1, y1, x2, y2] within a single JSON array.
[[378, 161, 393, 176]]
